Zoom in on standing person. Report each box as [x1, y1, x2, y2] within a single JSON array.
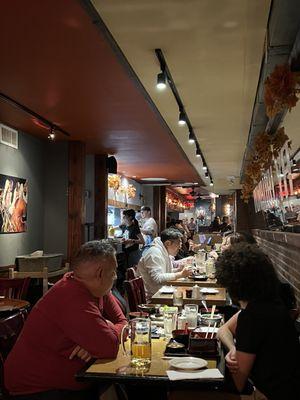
[[140, 206, 158, 248], [4, 240, 127, 400], [187, 217, 196, 238], [210, 216, 221, 232], [216, 243, 300, 400], [122, 209, 144, 268], [137, 228, 192, 300], [219, 216, 232, 233]]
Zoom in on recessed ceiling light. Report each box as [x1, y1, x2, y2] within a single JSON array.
[[132, 176, 137, 178], [193, 182, 198, 185], [141, 177, 167, 181]]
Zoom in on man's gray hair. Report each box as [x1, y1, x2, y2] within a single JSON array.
[[72, 240, 116, 270], [160, 228, 183, 243]]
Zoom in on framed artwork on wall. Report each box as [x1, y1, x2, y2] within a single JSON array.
[[0, 174, 28, 233]]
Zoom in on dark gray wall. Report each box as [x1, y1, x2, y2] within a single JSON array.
[[43, 142, 68, 255], [0, 131, 68, 265], [0, 132, 44, 265]]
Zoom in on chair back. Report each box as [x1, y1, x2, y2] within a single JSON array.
[[9, 267, 48, 295], [125, 267, 136, 281], [0, 276, 30, 299], [123, 277, 146, 312]]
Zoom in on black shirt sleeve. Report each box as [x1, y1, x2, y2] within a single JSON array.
[[235, 309, 263, 354]]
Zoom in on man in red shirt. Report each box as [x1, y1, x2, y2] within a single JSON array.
[[5, 240, 127, 399]]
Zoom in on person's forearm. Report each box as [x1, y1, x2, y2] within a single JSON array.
[[217, 326, 235, 351]]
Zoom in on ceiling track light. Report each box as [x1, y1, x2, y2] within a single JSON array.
[[205, 172, 209, 178], [178, 110, 186, 126], [188, 131, 195, 144], [210, 181, 214, 186], [292, 158, 297, 166], [156, 71, 167, 90], [154, 49, 212, 183], [48, 127, 55, 140]]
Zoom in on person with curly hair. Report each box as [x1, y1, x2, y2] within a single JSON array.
[[216, 243, 300, 400]]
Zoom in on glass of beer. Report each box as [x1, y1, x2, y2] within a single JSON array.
[[122, 318, 151, 369]]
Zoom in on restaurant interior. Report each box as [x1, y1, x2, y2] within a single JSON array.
[[0, 1, 300, 400]]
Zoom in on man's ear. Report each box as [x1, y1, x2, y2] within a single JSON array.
[[164, 240, 171, 248]]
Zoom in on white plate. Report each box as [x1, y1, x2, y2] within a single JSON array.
[[200, 288, 219, 294], [169, 357, 208, 370], [159, 286, 175, 294]]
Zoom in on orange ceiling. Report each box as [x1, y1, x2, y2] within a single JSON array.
[[0, 0, 201, 184]]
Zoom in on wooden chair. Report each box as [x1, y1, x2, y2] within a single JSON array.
[[125, 267, 137, 281], [0, 277, 30, 300], [9, 267, 49, 295], [123, 277, 146, 312]]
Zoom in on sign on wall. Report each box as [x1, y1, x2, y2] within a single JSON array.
[[0, 174, 28, 233]]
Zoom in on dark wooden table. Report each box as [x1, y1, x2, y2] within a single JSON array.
[[151, 287, 227, 307], [0, 298, 30, 317], [76, 338, 225, 392]]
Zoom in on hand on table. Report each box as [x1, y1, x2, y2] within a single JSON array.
[[69, 345, 92, 362], [225, 347, 239, 374], [180, 266, 193, 278]]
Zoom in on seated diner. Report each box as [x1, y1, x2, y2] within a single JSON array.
[[4, 240, 127, 400], [137, 228, 192, 300]]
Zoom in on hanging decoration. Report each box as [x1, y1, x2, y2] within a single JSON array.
[[264, 63, 300, 118], [166, 191, 194, 211], [241, 128, 291, 202], [127, 184, 136, 199], [108, 174, 121, 191]]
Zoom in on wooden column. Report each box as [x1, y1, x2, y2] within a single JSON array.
[[94, 154, 108, 239], [153, 186, 166, 234], [68, 141, 85, 259]]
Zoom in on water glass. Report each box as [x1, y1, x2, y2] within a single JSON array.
[[184, 304, 198, 329], [163, 310, 177, 337]]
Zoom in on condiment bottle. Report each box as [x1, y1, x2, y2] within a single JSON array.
[[177, 312, 187, 330], [192, 284, 200, 299]]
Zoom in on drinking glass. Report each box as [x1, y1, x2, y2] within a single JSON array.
[[122, 318, 151, 368], [184, 304, 198, 329], [163, 309, 177, 337]]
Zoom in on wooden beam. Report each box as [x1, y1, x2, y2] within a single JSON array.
[[153, 186, 166, 233], [68, 141, 85, 259], [94, 155, 108, 239]]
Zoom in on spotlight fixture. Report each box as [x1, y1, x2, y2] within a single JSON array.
[[205, 172, 209, 179], [156, 71, 167, 90], [178, 110, 186, 126], [188, 131, 195, 144], [210, 181, 214, 186], [292, 158, 297, 166], [48, 127, 55, 140], [155, 48, 213, 184]]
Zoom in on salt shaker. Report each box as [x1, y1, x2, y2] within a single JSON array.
[[192, 284, 200, 299], [177, 312, 187, 330]]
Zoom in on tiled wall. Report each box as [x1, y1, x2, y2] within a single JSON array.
[[252, 230, 300, 304]]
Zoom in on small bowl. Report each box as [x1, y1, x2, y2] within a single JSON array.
[[193, 275, 208, 281], [200, 313, 222, 326], [138, 304, 162, 315], [172, 329, 190, 347], [166, 339, 186, 354]]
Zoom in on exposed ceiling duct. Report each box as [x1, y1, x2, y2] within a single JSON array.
[[240, 0, 300, 181]]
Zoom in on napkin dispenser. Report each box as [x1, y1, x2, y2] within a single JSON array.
[[188, 331, 219, 356]]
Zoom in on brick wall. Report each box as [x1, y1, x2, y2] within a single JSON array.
[[252, 229, 300, 305]]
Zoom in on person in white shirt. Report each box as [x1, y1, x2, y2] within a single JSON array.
[[140, 206, 158, 247], [137, 228, 191, 301]]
